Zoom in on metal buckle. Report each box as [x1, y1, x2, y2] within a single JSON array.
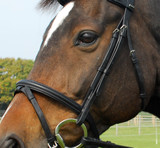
[[48, 141, 58, 148], [120, 24, 127, 30], [55, 118, 88, 148], [130, 50, 135, 56], [112, 28, 119, 34], [129, 4, 135, 9]]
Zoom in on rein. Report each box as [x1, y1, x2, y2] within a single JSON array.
[[15, 0, 146, 147]]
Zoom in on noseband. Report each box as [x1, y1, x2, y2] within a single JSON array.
[[15, 0, 146, 147]]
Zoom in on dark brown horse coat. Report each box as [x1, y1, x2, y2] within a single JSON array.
[[0, 0, 160, 147]]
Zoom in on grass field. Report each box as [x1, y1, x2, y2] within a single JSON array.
[[100, 117, 160, 148]]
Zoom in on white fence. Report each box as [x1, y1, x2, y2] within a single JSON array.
[[102, 113, 160, 145]]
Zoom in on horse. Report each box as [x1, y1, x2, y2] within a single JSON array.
[[0, 0, 160, 147]]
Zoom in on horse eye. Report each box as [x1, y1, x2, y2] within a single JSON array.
[[75, 31, 99, 46]]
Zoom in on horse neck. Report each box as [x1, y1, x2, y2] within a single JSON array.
[[136, 0, 160, 117], [136, 0, 160, 46]]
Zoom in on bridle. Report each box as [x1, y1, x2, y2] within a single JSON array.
[[15, 0, 146, 147]]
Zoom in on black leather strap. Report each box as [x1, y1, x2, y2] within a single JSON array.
[[82, 137, 132, 148], [15, 80, 99, 139], [77, 21, 126, 125], [76, 0, 134, 126], [107, 0, 135, 11], [77, 0, 146, 128], [123, 0, 146, 109], [15, 86, 56, 147], [77, 0, 146, 127], [127, 26, 146, 109]]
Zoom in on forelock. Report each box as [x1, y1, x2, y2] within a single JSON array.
[[39, 0, 58, 8]]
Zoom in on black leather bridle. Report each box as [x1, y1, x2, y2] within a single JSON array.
[[15, 0, 146, 147]]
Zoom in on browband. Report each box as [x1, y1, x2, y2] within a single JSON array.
[[108, 0, 135, 11], [58, 0, 134, 12]]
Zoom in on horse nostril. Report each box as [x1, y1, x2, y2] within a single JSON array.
[[0, 134, 25, 148]]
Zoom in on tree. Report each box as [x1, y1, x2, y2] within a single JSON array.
[[0, 58, 34, 110]]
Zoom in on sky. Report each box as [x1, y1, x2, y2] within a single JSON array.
[[0, 0, 61, 60]]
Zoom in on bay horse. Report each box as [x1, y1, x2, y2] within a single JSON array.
[[0, 0, 160, 147]]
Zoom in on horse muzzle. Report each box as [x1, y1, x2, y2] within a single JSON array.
[[0, 134, 25, 148]]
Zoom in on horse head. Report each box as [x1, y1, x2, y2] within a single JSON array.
[[0, 0, 160, 147]]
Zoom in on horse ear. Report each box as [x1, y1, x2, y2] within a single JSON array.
[[57, 0, 71, 6]]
